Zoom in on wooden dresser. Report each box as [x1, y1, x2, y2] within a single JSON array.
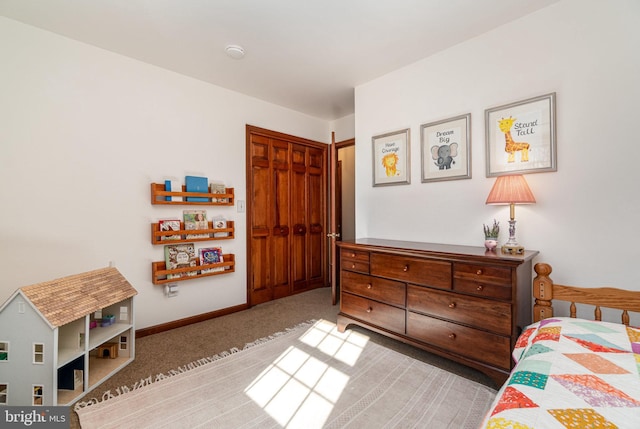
[[337, 238, 538, 385]]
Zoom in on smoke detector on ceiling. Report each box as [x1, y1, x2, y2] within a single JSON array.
[[225, 45, 245, 60]]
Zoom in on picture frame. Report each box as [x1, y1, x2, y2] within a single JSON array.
[[372, 128, 410, 186], [420, 113, 471, 182], [485, 92, 557, 177]]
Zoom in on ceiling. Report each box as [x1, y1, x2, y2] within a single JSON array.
[[0, 0, 560, 120]]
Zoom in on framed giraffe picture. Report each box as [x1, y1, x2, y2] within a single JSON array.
[[485, 92, 557, 177]]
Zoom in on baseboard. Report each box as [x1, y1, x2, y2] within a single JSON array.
[[135, 303, 249, 338]]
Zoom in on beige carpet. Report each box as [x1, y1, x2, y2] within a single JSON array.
[[75, 319, 496, 428]]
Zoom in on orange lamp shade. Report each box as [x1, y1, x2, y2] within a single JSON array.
[[486, 175, 536, 205]]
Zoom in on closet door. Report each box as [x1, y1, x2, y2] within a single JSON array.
[[291, 144, 326, 292], [247, 125, 327, 306], [271, 139, 291, 299], [248, 134, 274, 305], [307, 146, 325, 288], [290, 144, 308, 291]]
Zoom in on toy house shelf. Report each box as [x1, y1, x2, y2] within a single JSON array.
[[151, 254, 235, 285], [57, 318, 86, 368], [0, 267, 137, 407], [56, 297, 135, 405], [150, 183, 234, 206], [151, 220, 235, 245]]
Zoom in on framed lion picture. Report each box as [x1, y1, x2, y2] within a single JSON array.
[[372, 128, 410, 187]]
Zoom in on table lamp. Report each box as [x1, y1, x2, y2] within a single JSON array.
[[485, 174, 536, 255]]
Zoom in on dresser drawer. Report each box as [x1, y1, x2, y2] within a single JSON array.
[[340, 292, 405, 334], [341, 258, 370, 274], [453, 263, 511, 285], [371, 253, 451, 289], [453, 278, 512, 300], [341, 270, 406, 307], [407, 285, 511, 336], [407, 312, 511, 370], [341, 249, 370, 263]]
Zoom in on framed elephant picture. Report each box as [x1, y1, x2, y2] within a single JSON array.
[[420, 113, 471, 183]]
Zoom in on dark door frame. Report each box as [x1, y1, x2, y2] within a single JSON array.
[[329, 134, 355, 305]]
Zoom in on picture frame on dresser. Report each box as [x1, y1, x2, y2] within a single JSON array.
[[485, 92, 557, 177], [420, 113, 471, 182], [372, 128, 410, 187]]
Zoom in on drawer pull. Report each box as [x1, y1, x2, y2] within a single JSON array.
[[366, 307, 372, 313], [351, 252, 356, 258], [367, 283, 372, 289], [403, 265, 409, 272], [476, 285, 484, 291], [351, 264, 356, 269], [448, 302, 456, 309], [476, 269, 483, 275], [448, 333, 457, 340]]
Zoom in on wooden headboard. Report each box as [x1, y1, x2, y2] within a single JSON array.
[[533, 262, 640, 326]]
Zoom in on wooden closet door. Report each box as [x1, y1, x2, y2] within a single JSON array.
[[247, 125, 327, 306], [248, 134, 273, 305], [271, 139, 291, 299], [291, 144, 326, 292], [307, 146, 325, 288], [291, 144, 308, 291], [248, 136, 291, 305]]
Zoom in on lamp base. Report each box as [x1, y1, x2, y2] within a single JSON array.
[[502, 244, 524, 255]]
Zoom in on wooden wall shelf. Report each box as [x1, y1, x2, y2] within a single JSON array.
[[151, 220, 235, 245], [150, 183, 234, 206], [151, 254, 235, 285]]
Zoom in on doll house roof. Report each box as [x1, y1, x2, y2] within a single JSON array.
[[0, 267, 137, 329]]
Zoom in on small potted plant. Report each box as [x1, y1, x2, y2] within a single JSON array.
[[483, 219, 500, 251]]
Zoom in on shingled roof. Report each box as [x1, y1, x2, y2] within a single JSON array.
[[17, 267, 137, 328]]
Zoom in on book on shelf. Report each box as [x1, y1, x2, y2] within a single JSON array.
[[164, 180, 183, 202], [164, 243, 197, 279], [158, 219, 181, 241], [183, 209, 209, 239], [199, 247, 224, 273], [212, 216, 229, 238], [185, 175, 209, 202], [210, 182, 228, 203]]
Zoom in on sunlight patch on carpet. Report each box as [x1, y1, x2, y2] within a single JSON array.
[[298, 318, 369, 366], [245, 320, 366, 427]]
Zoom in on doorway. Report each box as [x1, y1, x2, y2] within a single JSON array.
[[329, 137, 355, 304], [336, 142, 355, 241]]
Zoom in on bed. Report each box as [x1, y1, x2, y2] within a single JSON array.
[[481, 262, 640, 429]]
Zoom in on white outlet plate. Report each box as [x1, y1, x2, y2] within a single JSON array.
[[165, 283, 179, 297]]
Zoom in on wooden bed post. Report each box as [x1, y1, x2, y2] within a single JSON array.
[[533, 262, 554, 322]]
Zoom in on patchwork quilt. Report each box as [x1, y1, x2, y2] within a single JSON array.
[[481, 317, 640, 429]]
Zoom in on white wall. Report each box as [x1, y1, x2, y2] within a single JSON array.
[[0, 17, 330, 329], [330, 113, 355, 143], [354, 0, 640, 321]]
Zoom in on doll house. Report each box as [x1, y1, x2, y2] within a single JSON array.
[[0, 267, 137, 406]]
